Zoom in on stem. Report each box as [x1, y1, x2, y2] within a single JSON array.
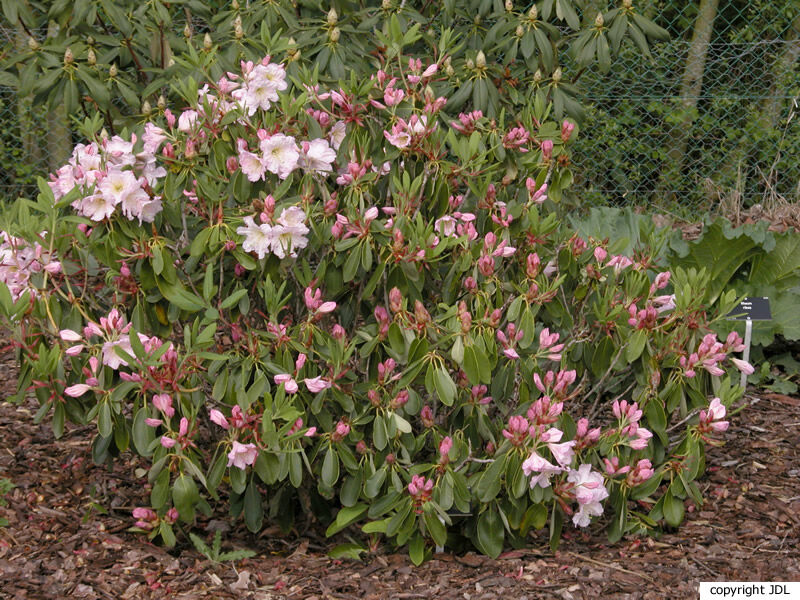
[[586, 339, 629, 420]]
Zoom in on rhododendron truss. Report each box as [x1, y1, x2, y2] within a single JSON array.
[[0, 51, 749, 560]]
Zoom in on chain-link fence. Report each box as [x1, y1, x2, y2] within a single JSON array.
[[569, 1, 800, 214], [0, 25, 64, 199], [1, 2, 798, 214]]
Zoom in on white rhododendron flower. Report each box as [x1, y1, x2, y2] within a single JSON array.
[[299, 139, 337, 174], [75, 192, 117, 222], [236, 216, 274, 260], [271, 207, 309, 259], [329, 120, 346, 150], [260, 134, 300, 180], [234, 63, 287, 115]]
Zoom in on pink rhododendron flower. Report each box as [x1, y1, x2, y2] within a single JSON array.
[[594, 247, 607, 263], [329, 121, 346, 150], [60, 329, 82, 342], [699, 397, 729, 433], [330, 420, 350, 442], [233, 62, 287, 115], [384, 122, 411, 149], [133, 507, 158, 530], [603, 456, 632, 476], [626, 459, 655, 486], [152, 393, 174, 418], [568, 464, 609, 527], [237, 139, 267, 182], [522, 451, 563, 489], [439, 436, 453, 458], [408, 474, 434, 512], [227, 441, 258, 469], [304, 376, 331, 393], [548, 440, 576, 468], [502, 415, 529, 446]]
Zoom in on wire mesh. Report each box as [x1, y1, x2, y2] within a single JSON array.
[[0, 2, 798, 214], [570, 1, 800, 214]]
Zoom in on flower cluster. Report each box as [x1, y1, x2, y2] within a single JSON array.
[[681, 332, 753, 378], [236, 206, 310, 260], [50, 131, 166, 223], [0, 232, 61, 302]]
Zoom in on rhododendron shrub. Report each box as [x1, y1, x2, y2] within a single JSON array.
[[1, 52, 748, 560]]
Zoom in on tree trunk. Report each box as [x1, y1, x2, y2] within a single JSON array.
[[657, 0, 719, 203], [15, 26, 42, 179], [46, 21, 71, 173], [761, 13, 800, 129]]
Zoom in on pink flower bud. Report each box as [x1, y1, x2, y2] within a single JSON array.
[[64, 383, 91, 397], [209, 409, 229, 429], [59, 329, 82, 342], [439, 436, 453, 458], [541, 139, 553, 161]]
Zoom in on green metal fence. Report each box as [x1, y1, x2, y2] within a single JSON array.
[[568, 0, 799, 213], [1, 2, 798, 215]]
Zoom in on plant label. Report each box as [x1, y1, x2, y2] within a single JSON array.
[[727, 297, 771, 321]]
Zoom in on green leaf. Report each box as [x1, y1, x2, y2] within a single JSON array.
[[373, 415, 388, 451], [365, 467, 387, 499], [221, 288, 248, 310], [409, 533, 425, 566], [98, 402, 113, 438], [343, 244, 361, 282], [132, 407, 155, 456], [520, 503, 548, 534], [423, 511, 447, 548], [244, 479, 263, 532], [476, 456, 505, 503], [327, 543, 366, 560], [151, 468, 170, 509], [625, 330, 647, 362], [434, 366, 457, 406], [549, 504, 563, 552], [159, 522, 176, 547], [172, 474, 199, 522], [475, 509, 503, 559], [326, 503, 368, 537], [158, 280, 206, 312], [662, 490, 685, 527], [52, 403, 65, 439], [321, 448, 340, 488], [463, 345, 481, 385]]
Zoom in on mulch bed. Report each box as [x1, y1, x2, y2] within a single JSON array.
[[0, 338, 798, 600]]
